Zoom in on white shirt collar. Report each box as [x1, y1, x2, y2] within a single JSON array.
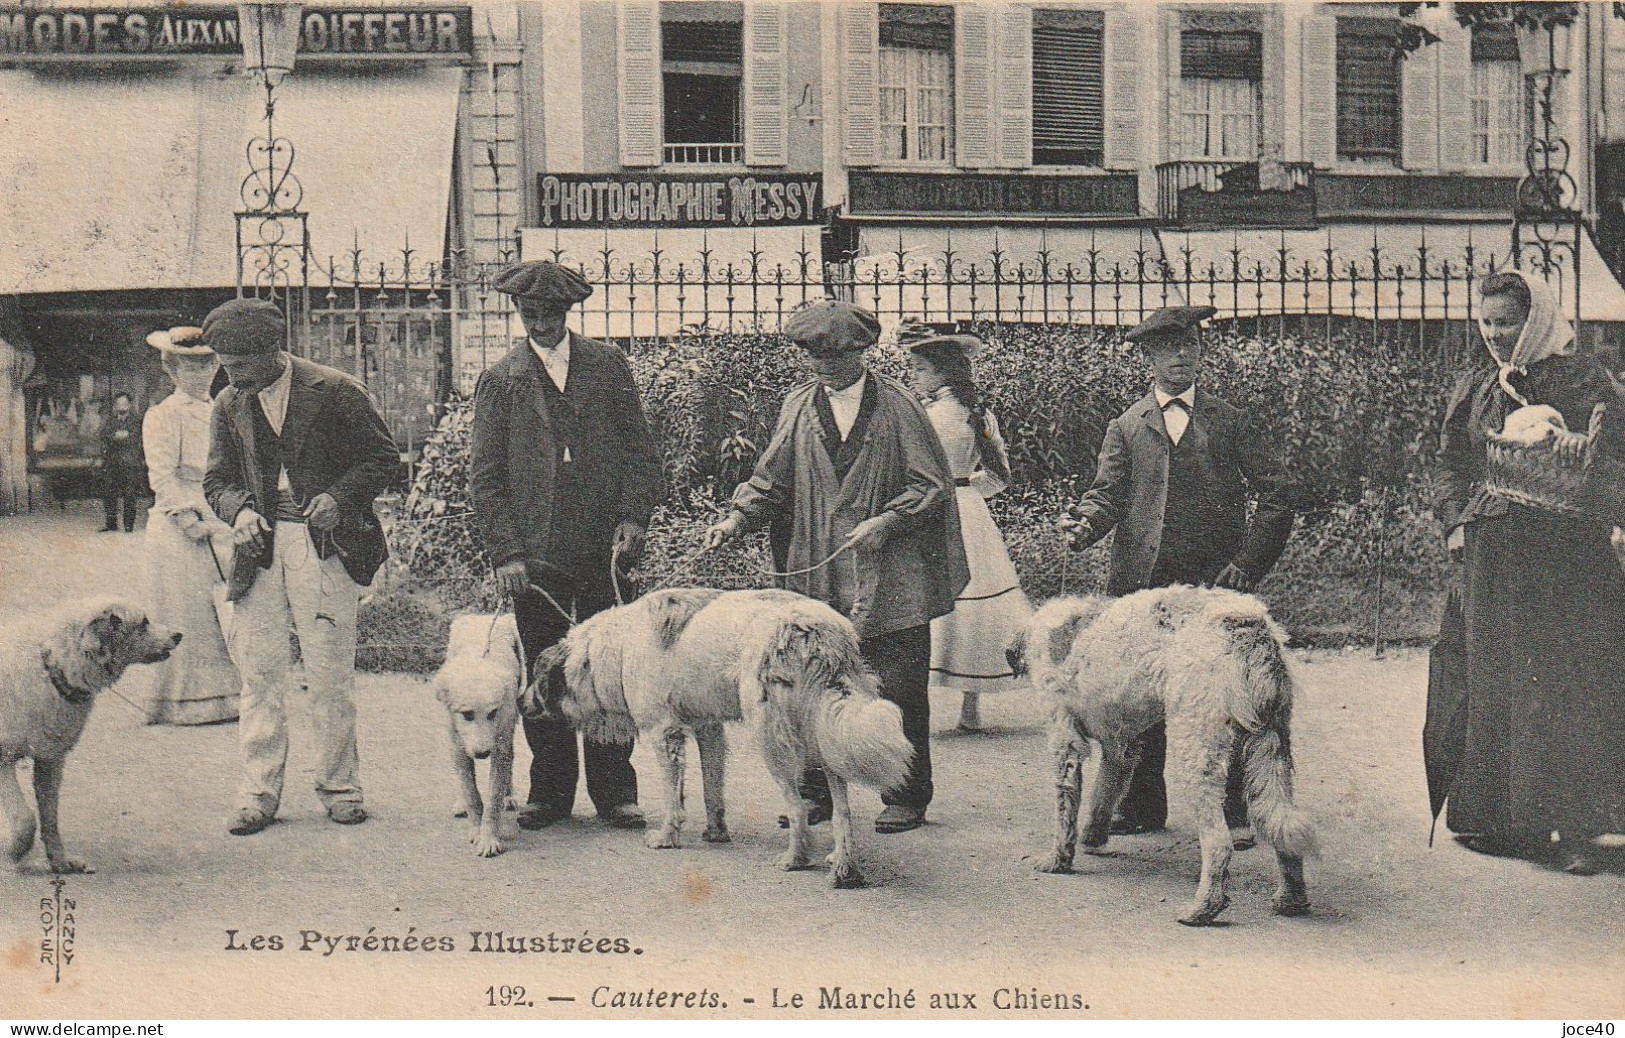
[[256, 353, 294, 435], [1153, 384, 1196, 410], [529, 331, 571, 391]]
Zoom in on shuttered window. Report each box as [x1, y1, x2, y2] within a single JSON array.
[[1179, 29, 1260, 160], [880, 3, 955, 163], [661, 1, 744, 163], [1032, 8, 1104, 167], [1181, 29, 1262, 80], [1336, 16, 1402, 162]]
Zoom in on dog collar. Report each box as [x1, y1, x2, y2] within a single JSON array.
[[42, 651, 96, 705]]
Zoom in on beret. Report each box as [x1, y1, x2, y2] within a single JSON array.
[[201, 298, 286, 355], [146, 326, 215, 358], [491, 260, 593, 307], [1125, 305, 1218, 344], [783, 299, 880, 357], [897, 317, 984, 359]]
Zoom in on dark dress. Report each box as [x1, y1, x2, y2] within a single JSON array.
[[1436, 354, 1625, 838]]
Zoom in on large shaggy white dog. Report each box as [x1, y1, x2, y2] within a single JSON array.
[[528, 587, 912, 888], [432, 613, 524, 857], [1009, 587, 1315, 926], [1, 598, 181, 873]]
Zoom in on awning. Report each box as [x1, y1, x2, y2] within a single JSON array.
[[520, 226, 826, 339], [1153, 222, 1625, 323], [0, 66, 461, 297], [852, 224, 1176, 327]]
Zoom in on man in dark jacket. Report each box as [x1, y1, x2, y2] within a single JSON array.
[[469, 260, 663, 832], [202, 298, 399, 837], [1066, 305, 1295, 840], [99, 392, 144, 532]]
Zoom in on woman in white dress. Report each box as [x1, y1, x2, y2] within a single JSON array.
[[142, 327, 239, 725], [902, 322, 1033, 731]]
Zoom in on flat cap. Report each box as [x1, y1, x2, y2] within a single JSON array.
[[491, 260, 593, 307], [201, 298, 285, 355], [897, 317, 984, 359], [1125, 305, 1218, 344], [783, 299, 880, 357], [146, 326, 215, 358]]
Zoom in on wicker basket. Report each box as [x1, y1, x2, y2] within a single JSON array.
[[1484, 403, 1625, 524]]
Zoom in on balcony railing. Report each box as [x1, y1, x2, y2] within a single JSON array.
[[662, 142, 744, 166], [1156, 160, 1316, 228]]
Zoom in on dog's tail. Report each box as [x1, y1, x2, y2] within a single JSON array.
[[753, 616, 912, 793], [1215, 601, 1318, 860]]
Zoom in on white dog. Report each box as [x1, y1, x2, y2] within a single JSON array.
[[528, 587, 912, 888], [432, 613, 524, 857], [1009, 587, 1316, 926], [1, 598, 180, 873]]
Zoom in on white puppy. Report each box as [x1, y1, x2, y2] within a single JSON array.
[[432, 614, 524, 857]]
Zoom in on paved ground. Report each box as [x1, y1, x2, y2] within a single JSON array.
[[1, 505, 1621, 1019]]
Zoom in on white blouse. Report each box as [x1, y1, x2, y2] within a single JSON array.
[[142, 391, 214, 517], [924, 388, 1010, 499]]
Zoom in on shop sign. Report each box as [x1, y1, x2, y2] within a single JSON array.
[[0, 7, 472, 60], [537, 173, 825, 229], [847, 171, 1141, 218]]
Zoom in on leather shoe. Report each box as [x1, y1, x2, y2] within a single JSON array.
[[1109, 816, 1166, 836], [778, 799, 832, 828], [598, 804, 646, 830], [227, 806, 275, 836], [875, 805, 925, 833], [516, 803, 568, 830], [328, 803, 367, 826]]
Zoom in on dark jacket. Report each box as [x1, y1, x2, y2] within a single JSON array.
[[99, 410, 146, 492], [468, 335, 663, 586], [205, 356, 399, 600], [1073, 389, 1295, 596]]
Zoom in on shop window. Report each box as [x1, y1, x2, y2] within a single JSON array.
[[1032, 8, 1104, 167], [661, 2, 744, 165], [879, 3, 955, 164], [1470, 22, 1523, 167], [1179, 30, 1262, 161], [1336, 16, 1402, 163]]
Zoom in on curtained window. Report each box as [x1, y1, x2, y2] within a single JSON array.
[[1470, 23, 1522, 167], [1179, 30, 1261, 160], [879, 3, 955, 163]]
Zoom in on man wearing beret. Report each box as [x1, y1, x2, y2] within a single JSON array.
[[705, 299, 969, 834], [1065, 304, 1295, 842], [469, 260, 663, 832], [202, 297, 399, 836]]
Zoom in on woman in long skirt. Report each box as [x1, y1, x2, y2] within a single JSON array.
[[1436, 271, 1625, 875], [142, 327, 240, 725], [902, 322, 1032, 732]]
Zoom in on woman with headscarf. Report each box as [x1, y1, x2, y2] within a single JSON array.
[[1435, 271, 1625, 875], [142, 327, 239, 725], [902, 321, 1033, 732]]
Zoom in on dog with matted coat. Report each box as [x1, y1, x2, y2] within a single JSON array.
[[526, 587, 912, 889], [1008, 586, 1316, 926]]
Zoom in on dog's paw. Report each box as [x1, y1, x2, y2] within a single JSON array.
[[1031, 851, 1074, 874], [47, 856, 94, 875], [701, 826, 731, 844], [1272, 892, 1311, 917], [1177, 896, 1231, 927], [777, 850, 813, 871], [646, 829, 682, 850], [472, 834, 505, 858], [830, 859, 869, 889]]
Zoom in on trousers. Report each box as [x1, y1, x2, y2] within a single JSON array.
[[231, 521, 361, 812]]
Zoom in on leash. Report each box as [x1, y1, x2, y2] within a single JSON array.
[[755, 542, 854, 579]]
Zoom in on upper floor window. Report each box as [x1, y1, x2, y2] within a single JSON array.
[[879, 3, 955, 164], [1032, 8, 1104, 166], [1179, 29, 1262, 161], [661, 1, 744, 165], [1336, 16, 1401, 163], [1470, 21, 1523, 167]]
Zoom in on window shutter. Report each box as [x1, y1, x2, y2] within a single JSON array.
[[617, 0, 661, 167], [1437, 19, 1473, 171], [1401, 38, 1439, 170], [996, 3, 1032, 168], [1032, 9, 1104, 166], [1300, 15, 1336, 167], [841, 3, 881, 167], [743, 2, 788, 166], [1102, 7, 1142, 170], [956, 3, 996, 169]]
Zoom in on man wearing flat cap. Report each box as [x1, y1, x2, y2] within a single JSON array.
[[202, 297, 399, 836], [469, 259, 662, 832], [1066, 304, 1295, 841], [706, 299, 969, 838]]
